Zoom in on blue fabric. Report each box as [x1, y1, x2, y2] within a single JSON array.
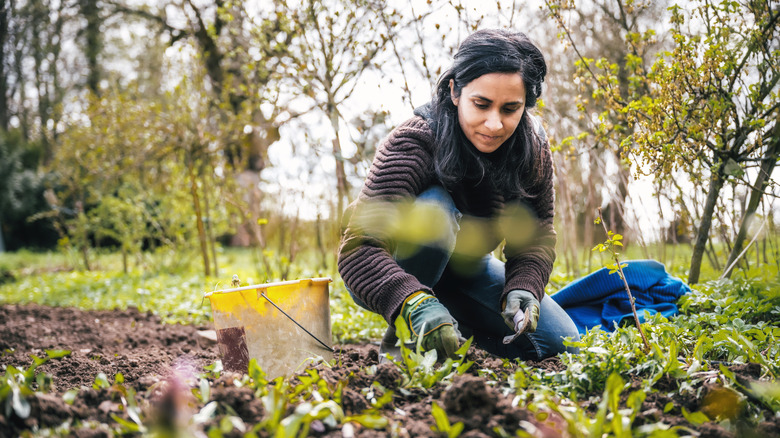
[[550, 260, 691, 334]]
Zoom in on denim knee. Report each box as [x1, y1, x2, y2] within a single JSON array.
[[394, 186, 461, 288]]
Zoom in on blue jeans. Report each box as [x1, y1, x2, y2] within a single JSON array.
[[350, 186, 580, 360]]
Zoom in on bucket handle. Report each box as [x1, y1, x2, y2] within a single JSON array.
[[258, 291, 335, 353]]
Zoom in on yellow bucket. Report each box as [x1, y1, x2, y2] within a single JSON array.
[[204, 277, 333, 378]]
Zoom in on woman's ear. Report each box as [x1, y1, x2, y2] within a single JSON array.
[[449, 79, 459, 106]]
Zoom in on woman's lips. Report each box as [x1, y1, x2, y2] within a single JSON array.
[[479, 133, 501, 141]]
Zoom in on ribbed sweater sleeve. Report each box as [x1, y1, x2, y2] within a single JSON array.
[[502, 126, 557, 304], [337, 117, 436, 323]]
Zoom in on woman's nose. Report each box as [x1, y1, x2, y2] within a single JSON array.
[[485, 112, 502, 131]]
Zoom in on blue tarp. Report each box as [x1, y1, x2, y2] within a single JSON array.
[[551, 260, 691, 334]]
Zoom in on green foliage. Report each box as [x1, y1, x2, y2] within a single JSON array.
[[676, 277, 780, 378], [0, 131, 57, 250], [431, 401, 464, 437], [199, 358, 389, 437], [506, 272, 780, 435], [0, 270, 212, 324], [1, 350, 67, 420], [547, 0, 780, 284], [330, 278, 386, 343], [390, 316, 474, 390]]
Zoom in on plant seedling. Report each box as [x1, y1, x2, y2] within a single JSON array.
[[593, 207, 651, 351]]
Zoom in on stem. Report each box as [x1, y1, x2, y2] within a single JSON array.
[[598, 208, 651, 351]]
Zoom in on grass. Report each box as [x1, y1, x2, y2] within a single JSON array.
[[0, 242, 776, 337], [0, 247, 386, 334]]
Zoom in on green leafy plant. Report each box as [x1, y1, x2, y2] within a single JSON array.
[[391, 316, 473, 389], [593, 208, 650, 350], [0, 350, 68, 420], [431, 401, 464, 437]]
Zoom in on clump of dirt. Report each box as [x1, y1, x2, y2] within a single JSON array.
[[1, 303, 778, 438], [444, 375, 499, 423]]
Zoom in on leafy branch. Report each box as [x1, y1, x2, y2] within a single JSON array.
[[593, 207, 650, 351]]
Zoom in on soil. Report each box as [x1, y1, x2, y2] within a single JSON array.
[[1, 304, 778, 437]]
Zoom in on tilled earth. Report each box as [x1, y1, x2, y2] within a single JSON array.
[[1, 304, 778, 437]]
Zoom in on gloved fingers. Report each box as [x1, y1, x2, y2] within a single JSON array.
[[421, 324, 460, 360], [503, 303, 542, 345], [503, 307, 533, 345], [501, 299, 522, 329], [407, 296, 456, 338], [513, 307, 526, 329], [516, 307, 532, 333], [527, 302, 540, 333], [418, 321, 453, 338], [451, 320, 467, 343]]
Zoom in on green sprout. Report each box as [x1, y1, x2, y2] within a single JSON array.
[[594, 207, 651, 351]]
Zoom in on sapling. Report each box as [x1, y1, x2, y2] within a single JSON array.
[[593, 208, 651, 351]]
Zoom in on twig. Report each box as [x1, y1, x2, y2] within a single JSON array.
[[720, 219, 768, 280], [596, 208, 651, 351]]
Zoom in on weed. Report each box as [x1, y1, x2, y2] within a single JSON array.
[[431, 401, 464, 437], [0, 350, 67, 420], [390, 316, 473, 389]]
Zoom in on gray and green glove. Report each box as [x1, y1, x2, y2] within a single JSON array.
[[397, 291, 461, 360], [501, 290, 540, 344]]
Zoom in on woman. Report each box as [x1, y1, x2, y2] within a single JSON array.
[[338, 29, 579, 361]]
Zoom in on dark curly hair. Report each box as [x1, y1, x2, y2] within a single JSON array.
[[430, 29, 549, 198]]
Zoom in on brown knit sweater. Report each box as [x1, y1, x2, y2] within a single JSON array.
[[337, 115, 556, 323]]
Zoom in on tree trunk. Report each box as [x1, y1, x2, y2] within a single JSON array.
[[13, 43, 28, 140], [559, 165, 579, 276], [189, 159, 211, 277], [316, 214, 327, 272], [329, 103, 349, 227], [0, 0, 10, 131], [688, 166, 726, 284], [722, 127, 779, 278], [78, 0, 101, 94], [202, 168, 219, 277]]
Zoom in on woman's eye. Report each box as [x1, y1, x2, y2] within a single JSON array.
[[503, 107, 520, 113], [474, 102, 489, 109]]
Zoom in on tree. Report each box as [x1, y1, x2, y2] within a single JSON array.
[[0, 130, 55, 252], [284, 0, 394, 224], [0, 0, 11, 131], [632, 2, 779, 283], [78, 0, 102, 95], [547, 0, 780, 283], [545, 0, 668, 240]]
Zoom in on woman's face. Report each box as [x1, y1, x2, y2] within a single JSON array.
[[450, 72, 526, 154]]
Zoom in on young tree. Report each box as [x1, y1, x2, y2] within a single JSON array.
[[284, 0, 394, 224], [631, 1, 778, 283], [547, 0, 779, 283], [546, 0, 668, 236]]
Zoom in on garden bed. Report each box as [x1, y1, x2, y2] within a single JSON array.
[[1, 303, 778, 437]]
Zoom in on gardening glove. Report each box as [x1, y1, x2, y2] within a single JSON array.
[[397, 291, 461, 360], [501, 290, 540, 344]]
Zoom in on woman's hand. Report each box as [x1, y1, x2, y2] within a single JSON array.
[[397, 291, 461, 360], [502, 289, 540, 335]]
